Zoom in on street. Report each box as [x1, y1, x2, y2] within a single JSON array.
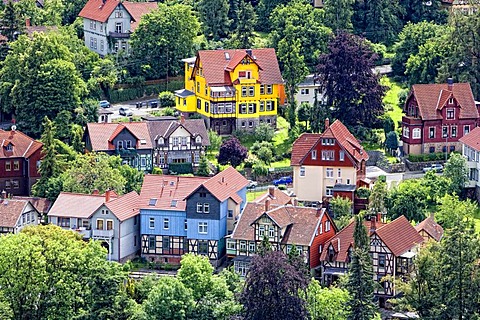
[[104, 99, 161, 120]]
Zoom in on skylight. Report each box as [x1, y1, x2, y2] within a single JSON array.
[[149, 198, 157, 206], [171, 200, 177, 207], [140, 139, 147, 145]]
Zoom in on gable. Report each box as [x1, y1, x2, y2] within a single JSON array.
[[170, 125, 191, 138]]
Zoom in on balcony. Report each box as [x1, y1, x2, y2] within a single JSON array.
[[76, 228, 91, 239], [402, 115, 422, 125], [92, 229, 114, 239], [109, 31, 130, 39], [116, 148, 138, 157]]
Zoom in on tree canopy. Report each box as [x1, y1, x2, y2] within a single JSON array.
[[217, 137, 248, 168]]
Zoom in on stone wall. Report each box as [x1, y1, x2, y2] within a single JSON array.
[[404, 159, 446, 171], [366, 151, 405, 173], [244, 167, 293, 183]]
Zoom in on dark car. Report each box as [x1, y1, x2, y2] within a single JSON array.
[[273, 176, 293, 186]]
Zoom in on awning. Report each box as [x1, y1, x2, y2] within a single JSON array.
[[332, 184, 356, 192], [232, 255, 251, 262], [323, 267, 347, 276], [210, 86, 235, 93], [399, 251, 416, 259]]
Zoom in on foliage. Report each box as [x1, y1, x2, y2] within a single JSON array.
[[386, 179, 428, 222], [161, 107, 175, 117], [228, 0, 256, 48], [158, 91, 176, 108], [250, 141, 275, 165], [240, 250, 309, 320], [306, 279, 350, 320], [420, 170, 450, 207], [317, 31, 386, 128], [130, 3, 200, 79], [119, 164, 144, 193], [297, 102, 311, 126], [168, 162, 193, 174], [0, 225, 127, 320], [435, 194, 476, 230], [217, 137, 248, 168], [407, 152, 446, 162], [324, 0, 354, 32], [252, 160, 269, 178], [369, 180, 387, 215], [346, 214, 377, 320], [89, 57, 117, 101], [254, 122, 275, 142], [0, 1, 24, 42], [399, 0, 448, 25], [385, 131, 399, 151], [256, 234, 273, 257], [196, 155, 211, 177], [356, 187, 371, 199], [330, 196, 353, 229], [207, 130, 222, 153], [197, 0, 231, 41], [443, 152, 468, 195], [255, 0, 290, 32], [383, 116, 395, 137]]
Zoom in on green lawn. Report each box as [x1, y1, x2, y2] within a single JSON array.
[[381, 77, 405, 129]]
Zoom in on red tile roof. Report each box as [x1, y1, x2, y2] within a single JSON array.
[[200, 166, 248, 203], [375, 216, 424, 256], [410, 83, 478, 121], [291, 120, 368, 166], [195, 48, 283, 86], [0, 199, 35, 228], [459, 127, 480, 152], [253, 187, 292, 206], [415, 215, 444, 242], [12, 196, 51, 214], [105, 191, 140, 221], [232, 203, 326, 246], [121, 1, 157, 31], [0, 129, 42, 159], [86, 122, 152, 151]]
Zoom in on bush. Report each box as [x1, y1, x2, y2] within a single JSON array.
[[169, 163, 193, 174], [254, 122, 275, 142], [158, 91, 176, 108], [408, 152, 446, 162], [356, 187, 371, 199]]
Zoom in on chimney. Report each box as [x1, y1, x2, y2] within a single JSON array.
[[221, 177, 225, 183], [92, 189, 99, 195], [265, 199, 270, 212], [293, 198, 298, 206], [25, 18, 30, 27], [325, 118, 330, 129], [180, 113, 185, 124], [246, 49, 253, 57], [0, 190, 6, 199], [377, 212, 382, 224], [447, 78, 454, 91], [105, 189, 111, 203], [268, 186, 275, 197], [370, 215, 377, 233]]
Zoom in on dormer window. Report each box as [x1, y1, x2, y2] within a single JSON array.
[[140, 139, 147, 145], [449, 97, 454, 105], [158, 137, 164, 145], [447, 108, 455, 119], [125, 140, 132, 149], [328, 245, 335, 262], [5, 144, 12, 152], [117, 141, 123, 149], [195, 136, 202, 143]]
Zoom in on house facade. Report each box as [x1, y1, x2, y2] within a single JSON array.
[[47, 190, 140, 262], [320, 215, 424, 305], [460, 127, 480, 200], [147, 116, 210, 170], [139, 166, 248, 267], [294, 74, 326, 107], [79, 0, 157, 56], [415, 214, 444, 243], [228, 201, 336, 277], [0, 198, 40, 233], [401, 79, 479, 155], [291, 119, 369, 204], [0, 129, 43, 196], [84, 122, 153, 172], [175, 48, 285, 134]]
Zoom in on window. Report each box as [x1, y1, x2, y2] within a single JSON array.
[[172, 137, 179, 146], [196, 83, 200, 94], [149, 198, 157, 206], [249, 242, 255, 252], [269, 226, 275, 237], [465, 125, 471, 135], [448, 97, 454, 105], [228, 210, 234, 218], [249, 121, 253, 128], [321, 150, 335, 161], [93, 38, 97, 49], [241, 121, 246, 128], [403, 127, 410, 138], [325, 220, 331, 232], [311, 150, 317, 160], [106, 220, 113, 230], [100, 24, 103, 32], [100, 40, 104, 51], [149, 217, 155, 229], [163, 218, 169, 230], [205, 85, 208, 96], [248, 103, 255, 114], [198, 240, 209, 255], [203, 203, 210, 213], [451, 126, 457, 137], [204, 101, 209, 113], [319, 223, 323, 234], [195, 136, 202, 143], [196, 203, 203, 213], [5, 144, 12, 152], [12, 180, 19, 189], [248, 86, 254, 96], [266, 101, 274, 111], [260, 85, 265, 95], [328, 246, 335, 262], [148, 236, 156, 250], [326, 168, 333, 178], [412, 128, 421, 139], [5, 161, 11, 171], [300, 166, 306, 177], [181, 137, 187, 146], [240, 104, 247, 114], [266, 85, 273, 94], [378, 254, 386, 268], [117, 140, 123, 149], [339, 151, 345, 161], [326, 186, 334, 197], [429, 127, 435, 139], [241, 86, 247, 97], [162, 237, 170, 250], [442, 126, 448, 138], [115, 10, 123, 18], [5, 180, 10, 189], [259, 101, 265, 112], [125, 140, 132, 149], [346, 179, 351, 184], [115, 22, 122, 33], [96, 219, 104, 230], [198, 222, 208, 234], [141, 158, 146, 167], [322, 138, 335, 146], [338, 168, 342, 177], [240, 241, 246, 252], [58, 217, 70, 227], [450, 145, 455, 152], [447, 108, 455, 119], [227, 240, 236, 250], [301, 88, 309, 95], [259, 225, 265, 236]]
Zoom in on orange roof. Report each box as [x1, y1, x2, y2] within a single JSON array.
[[460, 127, 480, 152], [105, 191, 140, 221], [253, 187, 292, 206], [291, 119, 368, 166], [194, 48, 283, 86], [0, 129, 42, 159], [375, 216, 424, 256], [415, 215, 444, 242], [0, 199, 36, 228], [86, 122, 152, 151], [12, 196, 51, 214], [409, 83, 478, 120], [200, 166, 248, 203]]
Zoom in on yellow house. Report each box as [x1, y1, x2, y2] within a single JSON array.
[[175, 48, 285, 135]]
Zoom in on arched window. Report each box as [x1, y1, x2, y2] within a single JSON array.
[[195, 136, 202, 143]]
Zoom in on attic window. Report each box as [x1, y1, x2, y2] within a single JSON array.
[[195, 136, 202, 143], [170, 181, 174, 186], [449, 97, 454, 105], [5, 144, 12, 151], [140, 139, 147, 145], [328, 245, 335, 262], [158, 137, 164, 145], [170, 200, 177, 207], [224, 52, 230, 60], [148, 198, 157, 206]]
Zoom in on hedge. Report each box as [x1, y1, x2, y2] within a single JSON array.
[[408, 152, 447, 163], [109, 80, 184, 104], [169, 163, 193, 175]]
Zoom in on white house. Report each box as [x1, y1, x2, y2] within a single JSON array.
[[295, 74, 326, 107], [79, 0, 157, 56], [460, 127, 480, 197], [47, 190, 140, 262], [0, 197, 40, 234]]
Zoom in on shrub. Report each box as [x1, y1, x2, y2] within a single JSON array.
[[356, 187, 371, 199], [158, 91, 176, 108], [169, 163, 193, 174]]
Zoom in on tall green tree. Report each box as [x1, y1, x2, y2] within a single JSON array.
[[197, 0, 231, 41], [443, 152, 468, 195], [323, 0, 354, 32], [369, 180, 387, 215], [196, 155, 211, 177], [317, 31, 386, 128], [330, 196, 353, 229], [255, 0, 290, 32], [306, 279, 350, 320], [386, 178, 428, 222], [130, 3, 200, 79], [0, 1, 24, 42], [346, 214, 377, 320], [229, 0, 256, 48], [399, 0, 448, 25], [88, 57, 118, 101]]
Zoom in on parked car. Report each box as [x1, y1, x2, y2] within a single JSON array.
[[247, 180, 258, 189], [273, 176, 293, 186], [119, 107, 133, 116], [99, 100, 110, 108], [422, 164, 443, 173]]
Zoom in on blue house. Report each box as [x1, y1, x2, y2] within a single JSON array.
[[139, 166, 248, 267]]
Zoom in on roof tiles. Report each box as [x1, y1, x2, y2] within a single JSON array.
[[460, 127, 480, 152], [86, 122, 152, 151], [0, 199, 31, 228], [375, 216, 424, 256], [415, 215, 444, 242], [0, 129, 42, 159]]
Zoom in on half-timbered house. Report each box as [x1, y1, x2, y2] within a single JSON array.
[[415, 214, 444, 243]]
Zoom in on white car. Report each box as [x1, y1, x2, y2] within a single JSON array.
[[422, 164, 443, 173], [119, 107, 133, 116]]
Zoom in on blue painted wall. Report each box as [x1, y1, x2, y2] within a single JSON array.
[[237, 187, 247, 211], [140, 209, 187, 237], [187, 218, 221, 240]]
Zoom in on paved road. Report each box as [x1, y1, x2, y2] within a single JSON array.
[[101, 99, 161, 120]]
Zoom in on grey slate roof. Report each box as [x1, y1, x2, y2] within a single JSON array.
[[147, 118, 210, 146]]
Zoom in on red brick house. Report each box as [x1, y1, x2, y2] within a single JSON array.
[[401, 79, 479, 155], [227, 201, 337, 277], [291, 119, 369, 204], [0, 129, 42, 196]]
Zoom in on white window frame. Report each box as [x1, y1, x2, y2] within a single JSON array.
[[300, 166, 306, 177], [326, 187, 334, 197], [325, 220, 331, 232], [429, 127, 435, 139], [451, 126, 457, 137], [163, 218, 169, 230], [196, 202, 203, 213], [311, 150, 317, 160], [203, 203, 210, 213], [412, 128, 421, 139], [149, 217, 155, 229], [326, 168, 333, 178], [198, 222, 208, 234]]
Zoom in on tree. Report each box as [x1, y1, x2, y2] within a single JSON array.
[[386, 179, 428, 222], [0, 1, 24, 42], [255, 0, 290, 32], [369, 179, 387, 215], [89, 57, 117, 101], [229, 0, 256, 48], [158, 91, 176, 108], [254, 122, 275, 142], [197, 0, 230, 41], [207, 130, 221, 153], [240, 250, 309, 320], [217, 137, 248, 168], [310, 91, 328, 133], [119, 164, 144, 193], [317, 31, 386, 128], [383, 116, 395, 137], [420, 170, 450, 206], [130, 3, 200, 79], [385, 131, 399, 152], [297, 102, 311, 128], [196, 155, 211, 177], [443, 152, 468, 195], [346, 214, 377, 320], [0, 225, 127, 320], [256, 234, 272, 257], [435, 194, 476, 230], [399, 0, 448, 25], [306, 279, 350, 320], [251, 141, 275, 165], [329, 196, 353, 229], [323, 0, 354, 32]]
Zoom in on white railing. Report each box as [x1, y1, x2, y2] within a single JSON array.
[[92, 229, 114, 239]]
